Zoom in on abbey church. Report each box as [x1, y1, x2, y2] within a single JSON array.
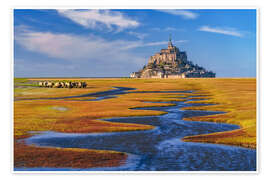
[[130, 36, 215, 78]]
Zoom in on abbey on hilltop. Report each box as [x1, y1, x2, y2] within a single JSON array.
[[130, 35, 215, 78]]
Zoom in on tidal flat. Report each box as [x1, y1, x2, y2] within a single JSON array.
[[13, 78, 256, 171]]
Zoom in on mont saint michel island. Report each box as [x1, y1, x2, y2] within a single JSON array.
[[131, 36, 215, 78]]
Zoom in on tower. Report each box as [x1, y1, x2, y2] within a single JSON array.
[[168, 34, 173, 48]]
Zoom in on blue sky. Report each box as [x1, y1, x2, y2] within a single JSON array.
[[14, 9, 256, 77]]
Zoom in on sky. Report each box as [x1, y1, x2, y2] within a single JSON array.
[[14, 9, 257, 77]]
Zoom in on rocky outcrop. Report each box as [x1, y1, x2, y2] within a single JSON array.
[[130, 36, 215, 78]]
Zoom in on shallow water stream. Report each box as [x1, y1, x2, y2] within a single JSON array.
[[17, 87, 256, 171]]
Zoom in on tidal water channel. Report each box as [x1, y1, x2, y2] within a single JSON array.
[[18, 87, 256, 171]]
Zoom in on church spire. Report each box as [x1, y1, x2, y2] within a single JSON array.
[[168, 33, 173, 48]]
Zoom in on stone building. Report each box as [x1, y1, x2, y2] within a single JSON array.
[[130, 36, 215, 78]]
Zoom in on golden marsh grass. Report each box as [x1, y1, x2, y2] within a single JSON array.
[[14, 78, 256, 168]]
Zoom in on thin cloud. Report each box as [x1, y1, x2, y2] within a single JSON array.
[[14, 27, 145, 66], [198, 26, 244, 37], [144, 40, 187, 47], [57, 9, 140, 32], [151, 27, 185, 32], [127, 31, 148, 40], [156, 10, 198, 19], [123, 40, 188, 49], [164, 27, 177, 31]]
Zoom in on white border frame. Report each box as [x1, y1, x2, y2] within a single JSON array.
[[11, 7, 259, 174]]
